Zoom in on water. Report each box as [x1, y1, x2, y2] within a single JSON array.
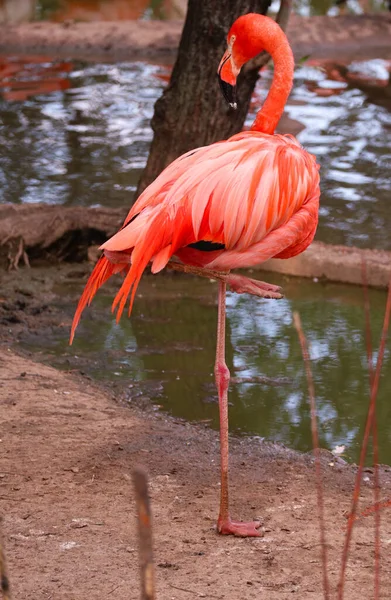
[[256, 64, 391, 249], [0, 60, 159, 205], [1, 47, 390, 464], [20, 271, 391, 465], [1, 56, 390, 248]]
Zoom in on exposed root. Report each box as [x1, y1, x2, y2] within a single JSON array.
[[133, 468, 156, 600], [6, 237, 30, 271]]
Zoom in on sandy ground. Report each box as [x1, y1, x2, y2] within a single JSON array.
[[0, 14, 391, 62], [1, 264, 391, 599]]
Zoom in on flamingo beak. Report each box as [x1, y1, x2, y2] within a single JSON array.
[[218, 50, 238, 110]]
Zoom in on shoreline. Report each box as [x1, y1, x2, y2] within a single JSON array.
[[0, 14, 391, 62], [1, 203, 390, 289]]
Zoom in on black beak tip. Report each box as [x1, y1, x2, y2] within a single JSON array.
[[218, 77, 238, 110]]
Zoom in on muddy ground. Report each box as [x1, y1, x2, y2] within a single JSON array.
[[1, 264, 391, 599]]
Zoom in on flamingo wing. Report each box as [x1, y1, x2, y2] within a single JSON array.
[[71, 131, 319, 339]]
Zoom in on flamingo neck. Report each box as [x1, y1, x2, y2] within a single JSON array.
[[250, 33, 294, 135]]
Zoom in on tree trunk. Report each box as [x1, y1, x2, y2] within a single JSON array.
[[136, 0, 273, 195]]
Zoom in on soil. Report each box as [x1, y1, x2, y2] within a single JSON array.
[[1, 264, 391, 599], [0, 14, 391, 62]]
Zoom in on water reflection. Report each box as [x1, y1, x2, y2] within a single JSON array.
[[0, 55, 72, 102], [281, 62, 391, 249], [24, 273, 391, 464], [0, 60, 162, 204], [304, 59, 391, 111]]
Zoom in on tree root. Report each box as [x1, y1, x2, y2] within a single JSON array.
[[0, 203, 126, 270]]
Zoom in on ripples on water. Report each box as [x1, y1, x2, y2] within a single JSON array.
[[0, 56, 390, 249], [0, 60, 160, 206], [285, 64, 391, 249]]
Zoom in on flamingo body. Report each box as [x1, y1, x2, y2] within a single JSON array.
[[71, 130, 319, 339]]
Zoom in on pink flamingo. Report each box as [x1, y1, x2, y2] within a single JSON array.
[[71, 14, 320, 537]]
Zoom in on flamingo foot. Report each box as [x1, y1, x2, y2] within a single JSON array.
[[226, 273, 283, 299], [217, 517, 262, 537]]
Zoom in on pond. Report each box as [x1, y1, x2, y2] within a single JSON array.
[[19, 269, 391, 465], [0, 45, 390, 465], [0, 55, 390, 249]]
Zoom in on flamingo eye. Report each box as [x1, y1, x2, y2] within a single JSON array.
[[229, 35, 236, 47]]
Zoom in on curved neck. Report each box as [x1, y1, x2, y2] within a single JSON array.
[[250, 32, 294, 135]]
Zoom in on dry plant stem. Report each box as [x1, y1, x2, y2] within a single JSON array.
[[372, 421, 380, 600], [293, 312, 330, 600], [0, 519, 11, 600], [337, 275, 391, 600], [132, 469, 156, 600], [361, 259, 380, 600]]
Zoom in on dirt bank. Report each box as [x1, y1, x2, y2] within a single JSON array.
[[0, 14, 391, 62], [262, 241, 391, 289], [1, 344, 391, 600]]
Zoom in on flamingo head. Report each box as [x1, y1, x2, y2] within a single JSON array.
[[218, 14, 280, 110]]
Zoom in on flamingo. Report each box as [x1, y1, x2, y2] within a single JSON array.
[[71, 13, 320, 537]]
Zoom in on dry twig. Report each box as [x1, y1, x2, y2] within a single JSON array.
[[133, 468, 156, 600], [361, 259, 381, 599], [337, 273, 391, 599], [293, 311, 330, 600]]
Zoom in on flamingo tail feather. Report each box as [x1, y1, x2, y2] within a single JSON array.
[[70, 255, 127, 344], [71, 210, 175, 344]]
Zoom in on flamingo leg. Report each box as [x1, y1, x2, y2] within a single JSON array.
[[103, 251, 283, 299], [215, 281, 261, 537], [166, 261, 283, 299]]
